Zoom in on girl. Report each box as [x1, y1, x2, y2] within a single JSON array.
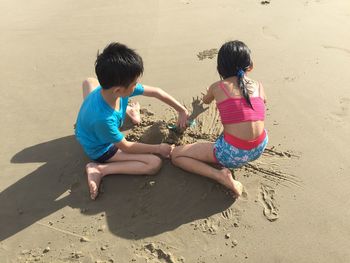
[[171, 40, 268, 197]]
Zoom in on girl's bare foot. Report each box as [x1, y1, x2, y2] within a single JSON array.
[[86, 163, 103, 200], [126, 101, 141, 125], [217, 168, 243, 197]]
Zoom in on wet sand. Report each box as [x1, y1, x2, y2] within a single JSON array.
[[1, 0, 350, 262]]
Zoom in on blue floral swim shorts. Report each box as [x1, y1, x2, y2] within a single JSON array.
[[214, 132, 268, 168]]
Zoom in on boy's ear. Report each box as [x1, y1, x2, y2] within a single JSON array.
[[112, 86, 122, 94]]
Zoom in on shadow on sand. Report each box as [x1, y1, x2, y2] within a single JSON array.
[[1, 135, 234, 241]]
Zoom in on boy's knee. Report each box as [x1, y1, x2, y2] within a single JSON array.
[[82, 77, 98, 88], [146, 155, 162, 175]]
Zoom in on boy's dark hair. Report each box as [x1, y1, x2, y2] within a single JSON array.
[[95, 42, 143, 89], [217, 40, 254, 108]]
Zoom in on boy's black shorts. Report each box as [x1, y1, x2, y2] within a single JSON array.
[[94, 144, 118, 163]]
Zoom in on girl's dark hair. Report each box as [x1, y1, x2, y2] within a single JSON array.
[[217, 40, 253, 108], [95, 42, 143, 89]]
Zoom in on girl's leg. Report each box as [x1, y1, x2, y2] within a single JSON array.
[[82, 77, 100, 100], [86, 151, 162, 200], [171, 143, 243, 197]]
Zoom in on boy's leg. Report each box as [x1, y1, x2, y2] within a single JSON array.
[[171, 143, 243, 197], [82, 77, 100, 100], [86, 151, 162, 200]]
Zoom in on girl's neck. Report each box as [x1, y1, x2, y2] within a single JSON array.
[[223, 76, 239, 83], [222, 77, 240, 90]]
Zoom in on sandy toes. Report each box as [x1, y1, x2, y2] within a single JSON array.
[[218, 168, 243, 197], [126, 101, 141, 124], [86, 162, 103, 200]]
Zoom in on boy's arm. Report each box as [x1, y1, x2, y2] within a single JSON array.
[[142, 85, 189, 128], [202, 85, 214, 104], [115, 138, 172, 158]]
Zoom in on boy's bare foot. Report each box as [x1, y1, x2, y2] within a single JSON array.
[[86, 162, 103, 200], [217, 168, 243, 197], [126, 101, 141, 125]]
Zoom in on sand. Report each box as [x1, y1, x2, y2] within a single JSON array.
[[1, 0, 350, 262]]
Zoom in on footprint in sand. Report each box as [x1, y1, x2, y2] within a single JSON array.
[[258, 184, 279, 221], [221, 208, 242, 228], [137, 242, 184, 263], [284, 76, 296, 82], [221, 208, 239, 220], [331, 97, 350, 119], [194, 217, 221, 235], [262, 26, 279, 40]]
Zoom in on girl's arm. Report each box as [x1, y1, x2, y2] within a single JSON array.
[[259, 82, 267, 104], [142, 85, 189, 128], [202, 85, 215, 104]]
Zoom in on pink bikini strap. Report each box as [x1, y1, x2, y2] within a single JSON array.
[[258, 82, 263, 99], [219, 82, 232, 98]]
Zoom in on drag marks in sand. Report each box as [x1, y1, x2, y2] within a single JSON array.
[[243, 148, 301, 187], [322, 45, 350, 55]]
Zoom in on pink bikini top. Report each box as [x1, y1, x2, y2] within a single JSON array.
[[216, 82, 266, 124]]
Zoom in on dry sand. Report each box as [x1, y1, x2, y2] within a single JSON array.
[[1, 0, 350, 262]]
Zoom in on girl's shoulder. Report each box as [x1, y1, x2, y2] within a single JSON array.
[[209, 80, 222, 90], [245, 78, 266, 101], [244, 78, 262, 96], [245, 77, 260, 87], [206, 81, 222, 97]]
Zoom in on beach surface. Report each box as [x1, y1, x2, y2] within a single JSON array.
[[1, 0, 350, 262]]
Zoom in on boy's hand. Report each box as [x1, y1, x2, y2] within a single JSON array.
[[158, 143, 173, 158], [177, 108, 190, 129]]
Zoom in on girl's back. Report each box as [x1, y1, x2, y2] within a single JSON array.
[[212, 77, 266, 140]]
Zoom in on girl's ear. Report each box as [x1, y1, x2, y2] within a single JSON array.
[[246, 62, 254, 72]]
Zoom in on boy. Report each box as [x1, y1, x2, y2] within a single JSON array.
[[75, 42, 189, 200]]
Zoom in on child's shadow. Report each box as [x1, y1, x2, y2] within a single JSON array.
[[1, 135, 234, 241]]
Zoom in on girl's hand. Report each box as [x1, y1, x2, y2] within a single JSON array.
[[201, 88, 209, 98], [202, 87, 214, 104], [158, 143, 173, 158], [177, 108, 190, 129]]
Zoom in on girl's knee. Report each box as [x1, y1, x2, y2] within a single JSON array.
[[171, 146, 182, 159], [145, 155, 162, 175], [170, 146, 185, 165]]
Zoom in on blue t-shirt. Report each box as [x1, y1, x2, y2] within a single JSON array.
[[75, 83, 144, 160]]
